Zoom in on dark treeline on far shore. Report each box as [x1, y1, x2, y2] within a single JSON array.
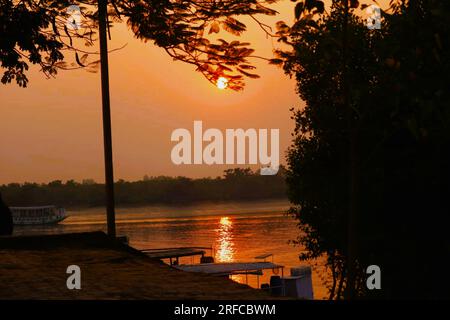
[[0, 167, 287, 207]]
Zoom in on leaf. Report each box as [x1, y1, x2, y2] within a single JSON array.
[[51, 16, 60, 36], [349, 0, 359, 9], [80, 54, 89, 64], [75, 52, 86, 67], [209, 22, 220, 34], [217, 64, 233, 72], [64, 25, 73, 46], [237, 68, 260, 79], [269, 58, 284, 65], [54, 61, 68, 68], [295, 2, 304, 20], [222, 17, 246, 36], [314, 1, 325, 14], [239, 64, 256, 70]]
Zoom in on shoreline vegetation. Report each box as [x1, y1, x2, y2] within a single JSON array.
[[0, 168, 287, 208]]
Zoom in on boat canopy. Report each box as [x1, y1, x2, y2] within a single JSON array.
[[174, 262, 284, 276], [142, 247, 209, 259]]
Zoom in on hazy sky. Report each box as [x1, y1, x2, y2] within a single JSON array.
[[0, 1, 386, 184]]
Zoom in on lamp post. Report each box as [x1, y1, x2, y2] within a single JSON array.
[[98, 0, 116, 237]]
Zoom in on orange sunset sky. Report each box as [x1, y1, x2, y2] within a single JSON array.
[[0, 1, 386, 184]]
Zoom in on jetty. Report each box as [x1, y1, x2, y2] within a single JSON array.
[[141, 247, 211, 265], [175, 262, 284, 276]]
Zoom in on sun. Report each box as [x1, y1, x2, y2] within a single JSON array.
[[216, 77, 228, 90]]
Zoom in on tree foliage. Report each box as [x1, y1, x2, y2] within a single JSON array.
[[277, 0, 450, 299], [120, 0, 279, 90], [0, 167, 287, 207], [0, 0, 281, 89]]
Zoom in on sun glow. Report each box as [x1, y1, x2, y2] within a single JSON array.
[[216, 77, 228, 90]]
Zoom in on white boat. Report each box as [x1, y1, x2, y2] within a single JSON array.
[[10, 206, 67, 225]]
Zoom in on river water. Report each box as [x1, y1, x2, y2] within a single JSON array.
[[12, 199, 328, 299]]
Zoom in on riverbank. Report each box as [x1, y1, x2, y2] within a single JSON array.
[[0, 170, 287, 208], [0, 232, 270, 299]]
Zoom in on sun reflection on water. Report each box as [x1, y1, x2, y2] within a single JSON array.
[[216, 216, 235, 262]]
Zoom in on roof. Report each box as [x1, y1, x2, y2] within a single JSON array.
[[0, 232, 271, 299], [175, 262, 284, 276]]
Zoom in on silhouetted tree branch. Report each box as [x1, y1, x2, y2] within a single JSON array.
[[1, 0, 282, 90]]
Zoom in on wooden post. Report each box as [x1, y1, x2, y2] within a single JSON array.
[[98, 0, 116, 237]]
